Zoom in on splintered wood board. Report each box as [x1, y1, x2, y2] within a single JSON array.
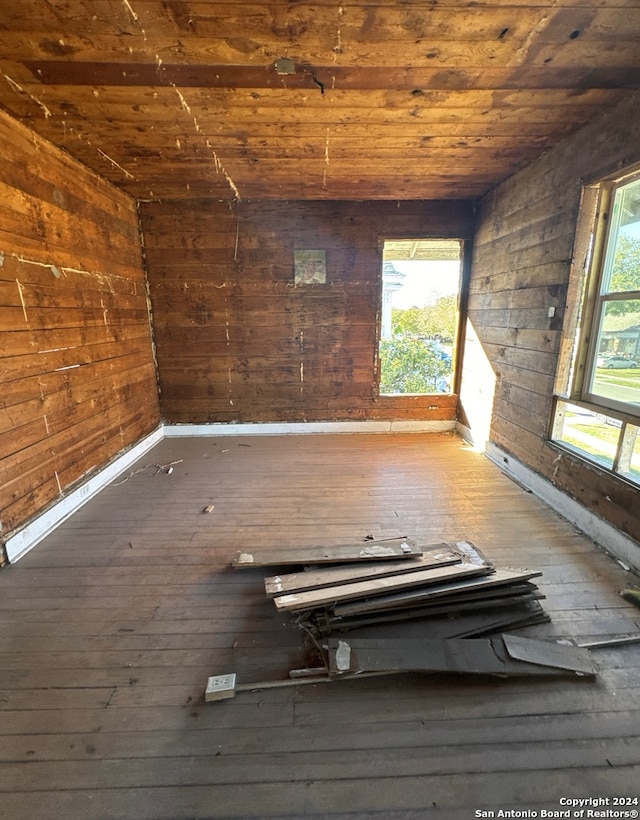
[[264, 544, 463, 597], [503, 634, 597, 675], [455, 540, 492, 567], [447, 607, 550, 638], [332, 601, 549, 641], [232, 538, 421, 569], [348, 582, 542, 613], [327, 636, 592, 677], [332, 567, 543, 616], [322, 592, 546, 632], [273, 563, 491, 613]]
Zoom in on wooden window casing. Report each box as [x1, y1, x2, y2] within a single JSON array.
[[551, 166, 640, 486]]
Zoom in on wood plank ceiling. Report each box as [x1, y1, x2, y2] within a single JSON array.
[[1, 1, 639, 202]]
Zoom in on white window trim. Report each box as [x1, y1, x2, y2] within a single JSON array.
[[571, 169, 640, 421]]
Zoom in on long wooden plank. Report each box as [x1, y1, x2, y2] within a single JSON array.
[[333, 568, 543, 616], [318, 593, 548, 636], [326, 585, 544, 619], [264, 545, 463, 597], [1, 706, 639, 763], [327, 636, 595, 677], [273, 563, 492, 613], [232, 538, 422, 570], [325, 601, 549, 641]]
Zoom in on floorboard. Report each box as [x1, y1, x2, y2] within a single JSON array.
[[1, 432, 639, 819]]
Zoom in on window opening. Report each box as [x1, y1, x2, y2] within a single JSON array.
[[584, 174, 640, 411], [551, 168, 640, 487], [378, 238, 462, 396]]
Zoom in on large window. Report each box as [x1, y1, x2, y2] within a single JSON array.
[[378, 239, 462, 396], [552, 169, 640, 483]]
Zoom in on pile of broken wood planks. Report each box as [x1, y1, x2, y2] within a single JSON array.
[[223, 537, 598, 687], [257, 539, 549, 637]]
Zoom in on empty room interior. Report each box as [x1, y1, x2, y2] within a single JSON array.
[[2, 1, 640, 817]]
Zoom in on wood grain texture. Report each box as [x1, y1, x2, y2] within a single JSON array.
[[459, 92, 640, 543], [0, 1, 638, 200], [0, 433, 639, 818], [263, 546, 461, 595], [234, 539, 422, 570], [274, 562, 491, 612], [333, 567, 543, 616], [140, 198, 473, 424], [0, 109, 161, 538]]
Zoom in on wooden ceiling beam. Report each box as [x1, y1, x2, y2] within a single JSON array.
[[17, 60, 640, 92]]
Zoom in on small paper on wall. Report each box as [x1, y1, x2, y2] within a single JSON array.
[[294, 249, 327, 285]]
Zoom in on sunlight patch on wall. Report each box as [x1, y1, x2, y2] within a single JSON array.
[[458, 319, 497, 451]]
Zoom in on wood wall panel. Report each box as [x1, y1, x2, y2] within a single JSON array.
[[461, 91, 640, 544], [0, 109, 160, 544], [140, 199, 474, 424]]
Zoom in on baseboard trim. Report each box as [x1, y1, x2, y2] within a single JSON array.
[[164, 420, 456, 437], [455, 421, 481, 448], [485, 441, 640, 573], [5, 427, 164, 564]]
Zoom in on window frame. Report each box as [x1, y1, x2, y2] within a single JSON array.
[[550, 164, 640, 488], [376, 237, 465, 398], [569, 168, 640, 420]]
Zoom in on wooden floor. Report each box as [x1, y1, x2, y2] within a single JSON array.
[[1, 432, 640, 819]]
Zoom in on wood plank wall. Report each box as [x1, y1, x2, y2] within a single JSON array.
[[140, 199, 474, 424], [0, 109, 161, 550], [461, 91, 640, 545]]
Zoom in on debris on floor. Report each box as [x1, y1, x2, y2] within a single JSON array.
[[327, 634, 596, 677], [205, 538, 609, 702], [111, 459, 183, 486], [620, 585, 640, 608], [269, 540, 550, 641]]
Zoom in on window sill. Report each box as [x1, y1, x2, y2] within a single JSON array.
[[550, 396, 640, 489]]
